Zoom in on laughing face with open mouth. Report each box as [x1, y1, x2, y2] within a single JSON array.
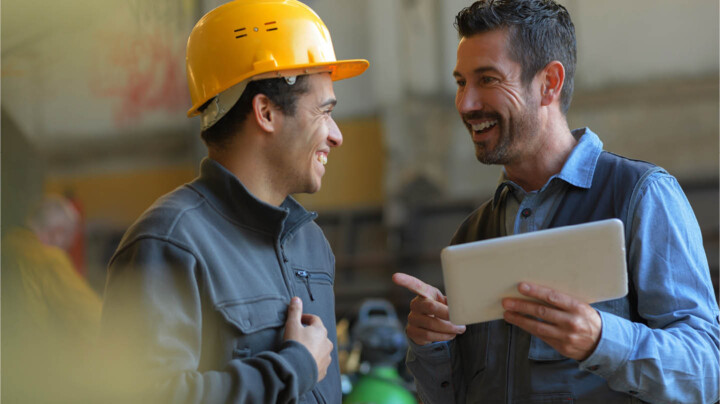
[[271, 73, 342, 197], [454, 29, 541, 166]]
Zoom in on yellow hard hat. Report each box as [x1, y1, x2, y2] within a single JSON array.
[[186, 0, 369, 123]]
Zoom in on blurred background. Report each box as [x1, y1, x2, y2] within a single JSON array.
[[2, 0, 718, 400]]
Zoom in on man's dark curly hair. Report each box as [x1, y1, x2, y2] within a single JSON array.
[[200, 75, 310, 149], [455, 0, 576, 114]]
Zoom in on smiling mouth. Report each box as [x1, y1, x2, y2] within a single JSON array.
[[316, 153, 327, 165], [470, 120, 498, 134]]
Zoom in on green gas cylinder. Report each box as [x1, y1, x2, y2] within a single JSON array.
[[343, 366, 417, 404]]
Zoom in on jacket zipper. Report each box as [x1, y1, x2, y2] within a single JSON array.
[[293, 270, 333, 302], [295, 270, 315, 301], [280, 212, 317, 244], [312, 388, 326, 404]]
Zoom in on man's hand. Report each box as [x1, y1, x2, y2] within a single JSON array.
[[392, 273, 466, 346], [502, 282, 602, 361], [283, 297, 333, 382]]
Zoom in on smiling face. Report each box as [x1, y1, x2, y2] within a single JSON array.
[[271, 73, 342, 196], [454, 29, 542, 166]]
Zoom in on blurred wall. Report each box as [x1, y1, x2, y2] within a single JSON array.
[[2, 0, 718, 295], [353, 0, 719, 209]]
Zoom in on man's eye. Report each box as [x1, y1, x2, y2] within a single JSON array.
[[456, 80, 466, 87], [481, 76, 498, 85]]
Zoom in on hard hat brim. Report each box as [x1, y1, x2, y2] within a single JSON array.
[[187, 58, 369, 118]]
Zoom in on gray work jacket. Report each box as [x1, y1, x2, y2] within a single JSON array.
[[100, 158, 340, 403]]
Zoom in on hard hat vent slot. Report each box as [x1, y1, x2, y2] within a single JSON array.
[[265, 21, 278, 31], [234, 27, 247, 39]]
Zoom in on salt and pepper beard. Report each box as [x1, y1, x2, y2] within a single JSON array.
[[465, 90, 541, 166]]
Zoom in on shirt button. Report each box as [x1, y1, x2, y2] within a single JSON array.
[[440, 381, 449, 388], [588, 365, 600, 371], [521, 208, 532, 218]]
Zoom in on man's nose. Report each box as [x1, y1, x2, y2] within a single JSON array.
[[328, 118, 343, 147], [456, 86, 483, 115]]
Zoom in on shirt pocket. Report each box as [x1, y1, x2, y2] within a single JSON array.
[[528, 336, 566, 361], [215, 294, 288, 358], [591, 297, 629, 319], [216, 294, 287, 333]]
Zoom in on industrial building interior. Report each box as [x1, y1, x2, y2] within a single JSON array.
[[2, 0, 718, 402]]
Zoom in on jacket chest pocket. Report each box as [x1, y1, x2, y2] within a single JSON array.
[[292, 268, 333, 302], [528, 336, 566, 361], [216, 295, 288, 358]]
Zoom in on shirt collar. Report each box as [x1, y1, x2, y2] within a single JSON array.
[[491, 127, 603, 208], [189, 157, 316, 240], [555, 127, 603, 189]]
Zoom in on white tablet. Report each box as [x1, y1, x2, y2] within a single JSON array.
[[441, 218, 628, 325]]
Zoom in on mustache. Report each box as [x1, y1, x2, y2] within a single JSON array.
[[461, 111, 501, 123]]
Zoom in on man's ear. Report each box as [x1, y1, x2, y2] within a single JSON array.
[[539, 61, 565, 107], [252, 93, 279, 133]]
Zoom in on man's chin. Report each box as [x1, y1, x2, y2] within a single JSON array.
[[299, 181, 322, 195], [475, 150, 507, 165]]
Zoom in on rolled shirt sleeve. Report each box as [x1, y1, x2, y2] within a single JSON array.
[[580, 172, 720, 403]]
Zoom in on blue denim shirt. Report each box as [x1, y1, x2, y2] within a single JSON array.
[[407, 129, 720, 403]]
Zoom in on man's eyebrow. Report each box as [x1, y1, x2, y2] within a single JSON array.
[[453, 66, 501, 78], [320, 98, 337, 108]]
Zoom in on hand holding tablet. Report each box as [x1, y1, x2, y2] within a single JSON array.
[[440, 218, 628, 325]]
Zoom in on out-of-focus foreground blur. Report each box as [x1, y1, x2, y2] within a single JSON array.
[[2, 0, 718, 401]]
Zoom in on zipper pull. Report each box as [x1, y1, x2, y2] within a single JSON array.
[[295, 270, 315, 301]]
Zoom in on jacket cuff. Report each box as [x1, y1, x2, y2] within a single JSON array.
[[407, 339, 451, 363], [279, 339, 318, 395]]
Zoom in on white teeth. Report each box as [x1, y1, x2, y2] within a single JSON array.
[[471, 120, 498, 132], [317, 154, 327, 165]]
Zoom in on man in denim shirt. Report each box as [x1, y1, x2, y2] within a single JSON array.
[[393, 1, 720, 402]]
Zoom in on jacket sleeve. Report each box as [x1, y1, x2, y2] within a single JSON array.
[[99, 236, 318, 403], [579, 172, 720, 403], [406, 340, 458, 404]]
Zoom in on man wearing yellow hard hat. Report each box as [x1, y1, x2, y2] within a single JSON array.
[[100, 0, 368, 402]]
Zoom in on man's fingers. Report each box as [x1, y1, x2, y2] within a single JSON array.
[[406, 324, 464, 345], [502, 310, 565, 340], [301, 313, 323, 327], [286, 297, 303, 324], [517, 282, 577, 312], [392, 272, 443, 301], [502, 298, 568, 326], [410, 296, 450, 320], [408, 311, 466, 335]]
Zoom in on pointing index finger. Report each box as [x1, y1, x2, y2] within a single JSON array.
[[392, 272, 444, 302]]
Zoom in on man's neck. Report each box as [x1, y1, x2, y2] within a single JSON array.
[[503, 121, 577, 192], [208, 144, 287, 207]]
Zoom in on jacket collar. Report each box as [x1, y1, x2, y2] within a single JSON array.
[[188, 158, 316, 240]]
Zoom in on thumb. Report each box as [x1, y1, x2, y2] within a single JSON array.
[[286, 297, 303, 326]]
